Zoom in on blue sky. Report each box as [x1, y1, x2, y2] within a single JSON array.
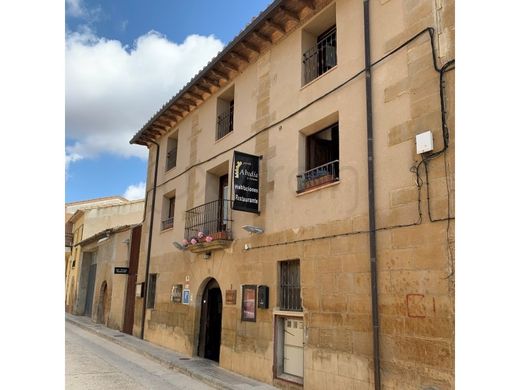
[[65, 0, 273, 203]]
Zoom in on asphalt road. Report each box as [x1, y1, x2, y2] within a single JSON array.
[[65, 321, 212, 390]]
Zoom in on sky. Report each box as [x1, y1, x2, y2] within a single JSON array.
[[65, 0, 273, 203]]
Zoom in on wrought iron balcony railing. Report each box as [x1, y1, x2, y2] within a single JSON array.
[[296, 159, 339, 193], [302, 27, 337, 85], [185, 199, 233, 241], [216, 108, 234, 140], [161, 217, 174, 231]]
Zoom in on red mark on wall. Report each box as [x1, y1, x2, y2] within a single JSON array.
[[406, 293, 426, 318]]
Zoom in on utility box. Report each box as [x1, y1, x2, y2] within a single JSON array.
[[416, 130, 434, 154], [258, 285, 269, 309]]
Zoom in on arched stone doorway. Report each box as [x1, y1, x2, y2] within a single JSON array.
[[197, 278, 222, 362]]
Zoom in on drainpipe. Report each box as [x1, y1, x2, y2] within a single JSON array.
[[140, 140, 160, 339], [363, 1, 381, 389]]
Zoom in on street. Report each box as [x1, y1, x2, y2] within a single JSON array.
[[65, 321, 212, 390]]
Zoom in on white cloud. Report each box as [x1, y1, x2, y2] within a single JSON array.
[[66, 0, 86, 17], [123, 182, 146, 200], [65, 28, 224, 164]]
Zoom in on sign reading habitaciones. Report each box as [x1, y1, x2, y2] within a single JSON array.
[[232, 151, 260, 214]]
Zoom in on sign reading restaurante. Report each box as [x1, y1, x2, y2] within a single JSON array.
[[232, 151, 260, 214]]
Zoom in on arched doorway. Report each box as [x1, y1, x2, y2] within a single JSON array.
[[198, 278, 222, 362]]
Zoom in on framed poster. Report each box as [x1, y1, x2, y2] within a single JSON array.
[[241, 285, 257, 322], [182, 289, 190, 305]]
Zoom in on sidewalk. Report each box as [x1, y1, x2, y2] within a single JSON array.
[[65, 313, 276, 390]]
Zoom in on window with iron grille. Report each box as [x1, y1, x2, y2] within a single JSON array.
[[216, 85, 234, 140], [161, 196, 175, 230], [303, 25, 337, 84], [279, 260, 302, 311], [146, 273, 157, 309], [297, 121, 340, 193], [301, 4, 337, 86]]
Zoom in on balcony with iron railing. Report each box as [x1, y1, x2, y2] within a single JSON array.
[[296, 159, 339, 193], [184, 199, 233, 253], [216, 108, 234, 140], [302, 27, 337, 85]]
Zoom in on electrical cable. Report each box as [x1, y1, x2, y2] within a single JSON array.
[[143, 27, 453, 196]]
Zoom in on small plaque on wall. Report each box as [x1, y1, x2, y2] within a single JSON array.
[[171, 284, 183, 303], [225, 289, 237, 305]]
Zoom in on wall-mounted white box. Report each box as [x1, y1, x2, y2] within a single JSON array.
[[416, 131, 434, 154]]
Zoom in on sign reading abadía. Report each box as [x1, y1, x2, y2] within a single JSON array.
[[232, 151, 260, 213]]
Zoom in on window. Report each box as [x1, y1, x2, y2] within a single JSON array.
[[166, 133, 178, 171], [216, 86, 234, 140], [161, 195, 175, 230], [297, 122, 339, 193], [146, 273, 157, 309], [279, 260, 302, 311], [302, 4, 337, 85]]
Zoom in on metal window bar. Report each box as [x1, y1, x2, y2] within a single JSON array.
[[296, 159, 339, 193], [216, 106, 234, 140], [184, 199, 233, 240], [161, 217, 174, 230], [303, 27, 337, 84], [280, 261, 301, 311]]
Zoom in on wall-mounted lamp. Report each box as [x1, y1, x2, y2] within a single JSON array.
[[97, 236, 109, 244], [173, 241, 187, 251], [203, 251, 211, 259], [242, 225, 264, 234]]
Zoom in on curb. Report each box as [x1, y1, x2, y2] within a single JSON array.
[[65, 316, 245, 390]]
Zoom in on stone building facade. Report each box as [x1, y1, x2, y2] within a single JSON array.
[[129, 0, 455, 389], [65, 198, 145, 320]]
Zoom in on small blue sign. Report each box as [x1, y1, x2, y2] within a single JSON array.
[[182, 289, 190, 305]]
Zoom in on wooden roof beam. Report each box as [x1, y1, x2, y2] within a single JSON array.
[[196, 83, 212, 94], [239, 41, 260, 54], [168, 107, 184, 117], [186, 91, 204, 101], [174, 103, 190, 112], [265, 19, 286, 34], [180, 96, 198, 107], [301, 0, 315, 11], [229, 50, 249, 64], [210, 68, 229, 81], [220, 60, 239, 72], [202, 77, 220, 88], [155, 118, 173, 128], [161, 112, 178, 122], [252, 31, 272, 44], [280, 6, 300, 22]]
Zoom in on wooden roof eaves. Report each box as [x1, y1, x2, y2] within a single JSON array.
[[130, 0, 296, 146]]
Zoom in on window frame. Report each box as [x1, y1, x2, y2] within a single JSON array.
[[278, 260, 302, 312]]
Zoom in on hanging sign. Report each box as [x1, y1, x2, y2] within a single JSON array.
[[232, 151, 260, 213]]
